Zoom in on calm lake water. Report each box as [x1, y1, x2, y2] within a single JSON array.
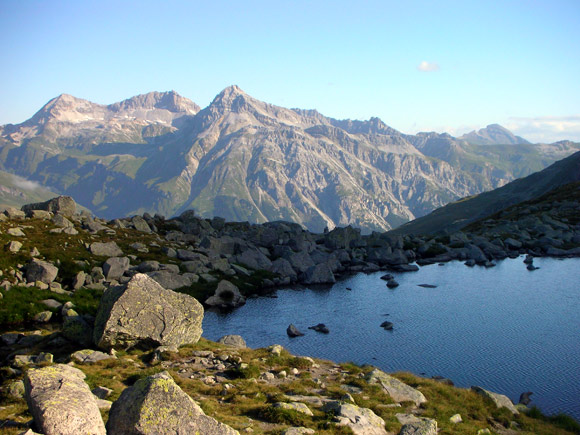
[[203, 257, 580, 420]]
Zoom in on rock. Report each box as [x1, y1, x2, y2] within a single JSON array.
[[26, 259, 58, 284], [268, 344, 284, 356], [366, 369, 427, 405], [273, 402, 313, 416], [287, 324, 304, 337], [399, 418, 437, 434], [392, 264, 420, 272], [4, 207, 26, 219], [418, 284, 437, 288], [519, 391, 533, 406], [24, 364, 106, 435], [137, 260, 160, 273], [464, 259, 476, 267], [386, 279, 399, 289], [7, 240, 23, 252], [7, 227, 26, 236], [380, 321, 393, 330], [1, 332, 23, 346], [235, 248, 272, 270], [523, 254, 534, 264], [33, 311, 53, 323], [323, 401, 387, 435], [92, 386, 113, 399], [308, 323, 329, 333], [217, 335, 247, 348], [69, 271, 86, 290], [504, 238, 522, 250], [22, 196, 76, 217], [431, 375, 454, 386], [269, 258, 297, 282], [281, 428, 315, 435], [380, 273, 394, 281], [40, 299, 62, 309], [103, 257, 130, 280], [131, 216, 151, 233], [7, 380, 25, 399], [94, 273, 204, 350], [146, 270, 197, 290], [205, 280, 246, 308], [527, 263, 539, 271], [106, 371, 238, 434], [449, 413, 462, 424], [89, 241, 123, 257], [471, 386, 519, 414], [303, 263, 336, 284], [71, 349, 116, 364]]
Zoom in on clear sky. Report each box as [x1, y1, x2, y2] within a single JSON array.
[[1, 0, 579, 142]]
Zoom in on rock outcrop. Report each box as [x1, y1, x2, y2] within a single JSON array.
[[93, 273, 204, 350], [106, 371, 238, 434], [366, 369, 427, 405], [24, 364, 106, 435]]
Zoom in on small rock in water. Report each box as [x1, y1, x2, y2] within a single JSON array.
[[464, 259, 476, 267], [519, 391, 533, 406], [386, 279, 399, 289], [418, 284, 437, 288], [380, 273, 394, 281], [308, 323, 330, 334], [380, 321, 394, 330], [346, 287, 352, 291], [527, 264, 539, 271], [287, 324, 304, 337], [523, 254, 534, 264]]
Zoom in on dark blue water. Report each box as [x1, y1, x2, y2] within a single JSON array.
[[202, 257, 580, 420]]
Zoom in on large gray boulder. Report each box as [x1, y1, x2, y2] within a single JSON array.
[[471, 386, 519, 414], [217, 335, 247, 348], [106, 371, 238, 434], [93, 273, 204, 350], [26, 259, 58, 284], [24, 364, 106, 435], [269, 258, 298, 281], [146, 270, 198, 290], [302, 263, 336, 284], [22, 196, 76, 217], [235, 247, 272, 270], [102, 257, 130, 280], [323, 401, 387, 435], [366, 369, 427, 406], [90, 241, 123, 257], [205, 280, 246, 308]]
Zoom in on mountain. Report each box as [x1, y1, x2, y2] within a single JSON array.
[[1, 87, 578, 233], [389, 150, 580, 235], [460, 123, 530, 145]]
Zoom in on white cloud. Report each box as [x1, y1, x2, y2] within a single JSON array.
[[505, 115, 580, 143], [11, 175, 42, 191], [417, 61, 439, 72]]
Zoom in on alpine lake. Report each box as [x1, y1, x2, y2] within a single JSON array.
[[203, 256, 580, 421]]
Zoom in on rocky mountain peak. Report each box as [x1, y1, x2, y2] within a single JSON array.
[[460, 123, 530, 145], [109, 91, 200, 115], [30, 94, 102, 125]]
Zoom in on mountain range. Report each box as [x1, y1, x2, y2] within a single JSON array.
[[1, 86, 578, 233]]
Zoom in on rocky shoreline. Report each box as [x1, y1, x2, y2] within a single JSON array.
[[1, 196, 579, 434]]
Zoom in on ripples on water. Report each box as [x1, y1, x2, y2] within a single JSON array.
[[203, 257, 580, 420]]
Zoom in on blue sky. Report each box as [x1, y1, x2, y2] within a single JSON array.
[[1, 0, 579, 142]]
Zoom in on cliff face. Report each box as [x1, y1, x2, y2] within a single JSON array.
[[1, 86, 578, 232]]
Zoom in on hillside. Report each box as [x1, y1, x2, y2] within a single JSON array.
[[0, 170, 59, 210], [389, 151, 580, 236], [1, 87, 578, 233]]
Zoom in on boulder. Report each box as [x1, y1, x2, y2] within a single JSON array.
[[380, 321, 394, 330], [4, 207, 26, 219], [273, 402, 313, 416], [7, 240, 23, 252], [399, 418, 437, 435], [235, 247, 272, 270], [308, 323, 330, 333], [269, 258, 298, 281], [106, 371, 238, 434], [102, 257, 130, 280], [72, 271, 87, 289], [26, 259, 58, 284], [90, 241, 123, 257], [217, 335, 247, 348], [22, 196, 76, 217], [286, 251, 315, 274], [366, 369, 426, 405], [281, 428, 315, 435], [24, 364, 106, 435], [323, 401, 387, 435], [471, 386, 519, 414], [62, 315, 95, 347], [205, 280, 246, 308], [302, 263, 336, 284], [131, 216, 151, 233], [519, 391, 533, 406], [146, 270, 198, 290], [287, 324, 304, 337], [93, 273, 204, 350], [71, 349, 116, 364], [7, 227, 25, 236], [137, 260, 160, 272], [386, 279, 399, 289]]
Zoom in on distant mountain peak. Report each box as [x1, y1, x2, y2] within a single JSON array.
[[460, 123, 530, 145], [110, 91, 200, 115]]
